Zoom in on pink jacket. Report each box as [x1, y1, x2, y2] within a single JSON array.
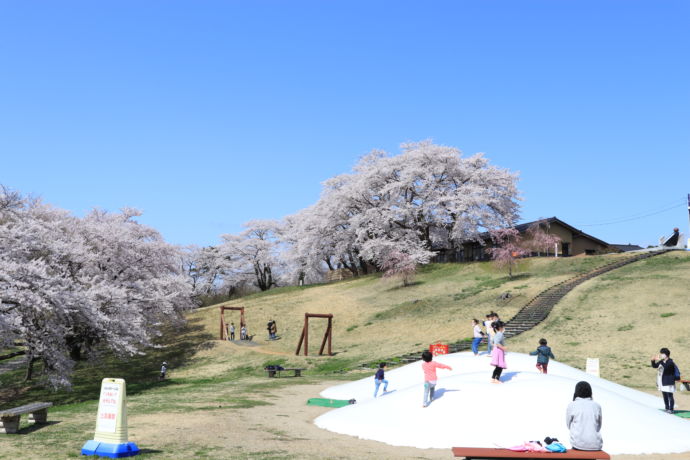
[[422, 361, 452, 382]]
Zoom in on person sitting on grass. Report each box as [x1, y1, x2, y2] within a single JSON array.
[[421, 350, 452, 407], [530, 338, 556, 374], [373, 362, 389, 397]]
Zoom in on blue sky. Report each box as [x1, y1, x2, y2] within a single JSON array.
[[1, 1, 688, 248]]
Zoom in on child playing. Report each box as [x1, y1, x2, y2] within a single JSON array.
[[530, 338, 556, 374], [421, 350, 452, 407], [483, 313, 494, 354], [373, 362, 389, 397], [471, 319, 484, 356], [490, 320, 507, 383], [159, 361, 168, 381]]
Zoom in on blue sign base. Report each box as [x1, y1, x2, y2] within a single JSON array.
[[81, 440, 140, 458]]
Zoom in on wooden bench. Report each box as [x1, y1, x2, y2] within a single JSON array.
[[680, 379, 690, 391], [265, 367, 305, 378], [0, 402, 53, 434], [452, 447, 610, 459]]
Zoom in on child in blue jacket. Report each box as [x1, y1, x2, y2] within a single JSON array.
[[373, 362, 389, 397], [530, 338, 556, 374]]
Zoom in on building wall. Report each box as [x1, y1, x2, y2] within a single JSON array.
[[572, 234, 609, 255]]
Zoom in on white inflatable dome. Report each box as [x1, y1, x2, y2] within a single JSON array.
[[315, 352, 690, 455]]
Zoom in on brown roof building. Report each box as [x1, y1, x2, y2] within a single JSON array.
[[434, 217, 612, 263]]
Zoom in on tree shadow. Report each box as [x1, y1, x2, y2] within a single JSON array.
[[0, 316, 215, 407]]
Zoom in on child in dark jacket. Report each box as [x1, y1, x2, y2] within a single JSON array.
[[530, 338, 556, 374], [373, 362, 389, 397]]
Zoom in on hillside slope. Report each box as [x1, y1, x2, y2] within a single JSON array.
[[509, 250, 690, 390], [190, 252, 689, 388]]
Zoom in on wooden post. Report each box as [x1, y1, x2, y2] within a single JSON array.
[[318, 323, 329, 355], [327, 317, 332, 356], [303, 314, 309, 356], [219, 307, 225, 340], [295, 328, 305, 355], [296, 313, 334, 356]]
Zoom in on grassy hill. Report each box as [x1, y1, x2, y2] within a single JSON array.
[[1, 251, 689, 459], [185, 251, 690, 383]]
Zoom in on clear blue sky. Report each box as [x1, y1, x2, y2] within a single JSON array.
[[2, 1, 688, 248]]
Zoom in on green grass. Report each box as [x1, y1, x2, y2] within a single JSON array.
[[3, 252, 689, 459]]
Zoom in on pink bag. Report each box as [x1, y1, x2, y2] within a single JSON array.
[[507, 442, 547, 452]]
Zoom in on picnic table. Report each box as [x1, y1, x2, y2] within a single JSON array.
[[264, 367, 305, 378]]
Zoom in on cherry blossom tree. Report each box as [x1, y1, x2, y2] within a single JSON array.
[[285, 140, 520, 275], [381, 250, 417, 286], [0, 186, 193, 387], [218, 219, 284, 291], [485, 227, 528, 278], [523, 219, 561, 256]]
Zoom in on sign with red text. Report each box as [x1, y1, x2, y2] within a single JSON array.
[[95, 381, 121, 433]]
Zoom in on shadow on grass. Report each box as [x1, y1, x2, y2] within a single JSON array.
[[385, 280, 425, 291], [0, 317, 214, 408], [15, 420, 61, 434]]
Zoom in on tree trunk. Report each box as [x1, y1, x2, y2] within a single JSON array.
[[69, 343, 82, 361], [324, 257, 334, 271], [24, 356, 38, 382], [358, 257, 369, 275]]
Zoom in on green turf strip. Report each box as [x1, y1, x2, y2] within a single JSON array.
[[307, 398, 352, 408], [657, 409, 690, 418]]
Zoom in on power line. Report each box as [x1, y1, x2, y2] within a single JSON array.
[[574, 199, 686, 227]]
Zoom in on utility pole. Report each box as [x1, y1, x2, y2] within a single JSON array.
[[687, 193, 690, 249]]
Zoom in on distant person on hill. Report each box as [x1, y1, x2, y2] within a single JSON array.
[[159, 361, 168, 381], [229, 322, 235, 341], [530, 338, 556, 374], [421, 350, 452, 407], [484, 313, 494, 354], [373, 362, 389, 397], [270, 320, 278, 339], [471, 319, 484, 356], [490, 320, 508, 383], [651, 347, 679, 413], [267, 320, 274, 340], [566, 381, 603, 451]]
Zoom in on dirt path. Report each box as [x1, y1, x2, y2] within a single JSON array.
[[128, 381, 690, 460]]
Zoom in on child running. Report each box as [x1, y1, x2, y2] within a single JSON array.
[[373, 362, 389, 397], [490, 320, 507, 383], [530, 338, 556, 374], [421, 350, 452, 407]]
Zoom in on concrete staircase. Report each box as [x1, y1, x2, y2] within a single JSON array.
[[387, 250, 670, 365]]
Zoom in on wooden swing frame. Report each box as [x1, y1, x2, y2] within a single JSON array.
[[295, 313, 333, 356], [219, 306, 246, 340]]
